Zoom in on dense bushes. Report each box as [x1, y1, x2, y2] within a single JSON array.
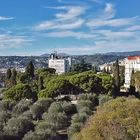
[[4, 116, 34, 138], [68, 94, 97, 137], [38, 71, 114, 99], [73, 97, 140, 140], [4, 84, 34, 101]]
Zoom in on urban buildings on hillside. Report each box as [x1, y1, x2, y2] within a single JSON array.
[[48, 52, 72, 74], [124, 56, 140, 88]]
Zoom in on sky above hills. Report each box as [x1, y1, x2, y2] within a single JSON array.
[[0, 0, 140, 56]]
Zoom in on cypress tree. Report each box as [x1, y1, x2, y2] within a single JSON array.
[[103, 67, 106, 73], [38, 76, 44, 91], [129, 68, 135, 94], [6, 68, 12, 79], [113, 58, 120, 95], [25, 61, 35, 79], [11, 68, 17, 85]]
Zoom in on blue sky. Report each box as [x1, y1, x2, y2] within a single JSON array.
[[0, 0, 140, 56]]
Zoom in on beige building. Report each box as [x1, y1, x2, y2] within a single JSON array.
[[48, 53, 70, 74], [124, 56, 140, 88]]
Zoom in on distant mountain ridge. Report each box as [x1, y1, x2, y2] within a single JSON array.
[[105, 51, 140, 56], [41, 51, 140, 57], [40, 53, 70, 57]]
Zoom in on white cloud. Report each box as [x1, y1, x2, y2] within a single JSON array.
[[0, 16, 14, 21], [44, 30, 98, 39], [104, 3, 115, 19], [0, 34, 32, 49], [125, 25, 140, 31], [87, 16, 139, 28], [33, 1, 140, 55], [89, 0, 102, 4], [43, 6, 67, 10], [34, 6, 86, 31], [35, 19, 84, 31], [55, 6, 86, 20]]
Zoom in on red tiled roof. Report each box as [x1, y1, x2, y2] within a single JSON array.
[[128, 56, 140, 60]]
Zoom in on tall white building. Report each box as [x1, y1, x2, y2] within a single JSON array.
[[48, 53, 70, 74], [124, 56, 140, 88]]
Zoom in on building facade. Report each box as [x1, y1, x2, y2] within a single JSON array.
[[124, 56, 140, 88], [48, 53, 70, 74]]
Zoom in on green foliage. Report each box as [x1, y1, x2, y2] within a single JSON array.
[[97, 73, 114, 94], [98, 94, 113, 105], [18, 73, 28, 84], [62, 101, 77, 116], [43, 111, 68, 130], [11, 68, 17, 86], [42, 102, 68, 129], [4, 84, 34, 101], [47, 102, 63, 114], [73, 97, 140, 140], [12, 99, 33, 116], [25, 61, 35, 78], [0, 111, 11, 124], [23, 131, 42, 140], [38, 76, 44, 91], [69, 71, 103, 94], [120, 66, 125, 86], [4, 116, 34, 137], [133, 71, 140, 93], [79, 94, 99, 107], [6, 69, 12, 79], [30, 104, 44, 120], [77, 100, 93, 111], [113, 58, 120, 95], [0, 100, 16, 112], [37, 68, 56, 76], [39, 78, 73, 98], [35, 98, 53, 112], [68, 113, 88, 137], [72, 59, 92, 72]]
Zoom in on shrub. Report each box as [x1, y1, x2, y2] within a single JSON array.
[[4, 84, 34, 101], [74, 97, 140, 140], [98, 94, 113, 105], [4, 116, 34, 137]]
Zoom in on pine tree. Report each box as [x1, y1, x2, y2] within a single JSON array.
[[106, 67, 110, 74], [6, 68, 12, 79], [38, 76, 44, 91], [11, 68, 17, 85], [113, 58, 120, 95], [103, 67, 106, 73], [129, 68, 135, 94], [92, 65, 97, 73], [25, 61, 35, 79]]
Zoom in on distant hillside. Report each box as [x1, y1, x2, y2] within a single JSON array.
[[41, 53, 70, 57], [40, 50, 140, 65], [105, 51, 140, 56], [74, 54, 125, 65], [40, 53, 50, 57]]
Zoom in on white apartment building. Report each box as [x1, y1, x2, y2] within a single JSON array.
[[124, 56, 140, 88], [48, 53, 70, 74]]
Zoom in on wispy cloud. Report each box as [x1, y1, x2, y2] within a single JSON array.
[[0, 34, 32, 49], [35, 19, 84, 31], [43, 30, 97, 39], [30, 1, 140, 55], [0, 16, 14, 21], [34, 6, 86, 31], [55, 6, 86, 20], [87, 17, 139, 28], [104, 3, 115, 19]]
